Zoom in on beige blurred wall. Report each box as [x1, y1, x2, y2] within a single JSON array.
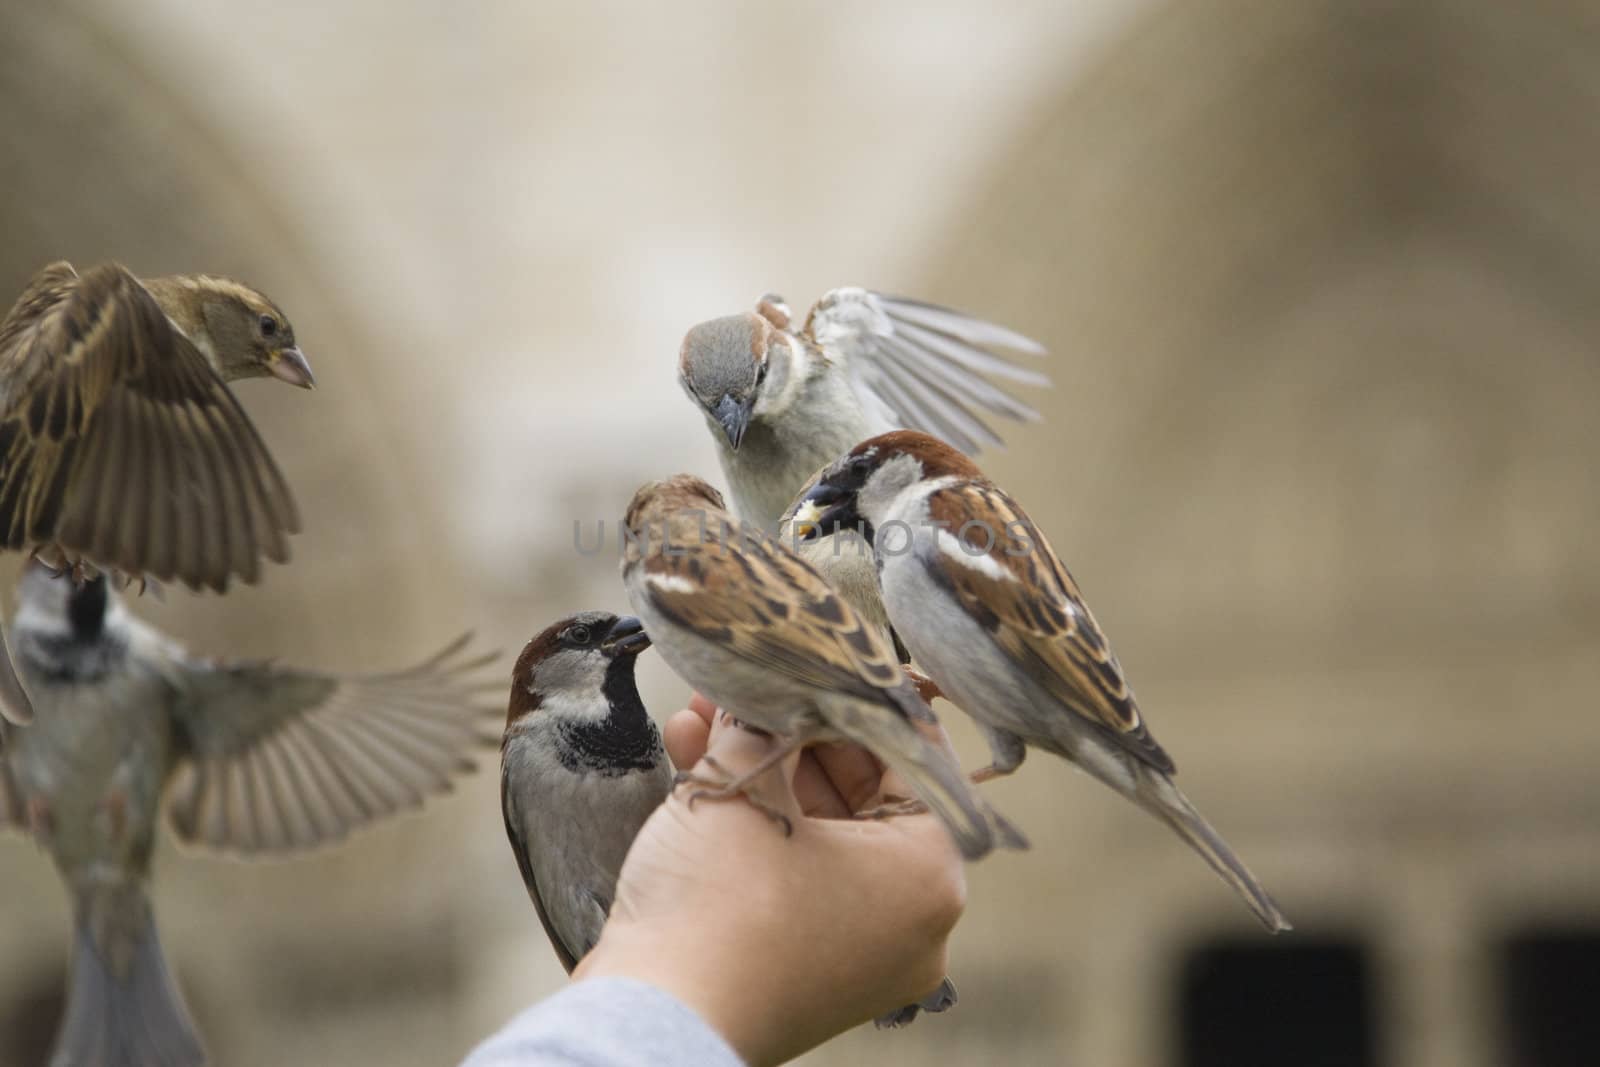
[[2, 1, 1598, 1065]]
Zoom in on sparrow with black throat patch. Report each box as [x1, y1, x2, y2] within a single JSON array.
[[0, 260, 315, 724], [0, 563, 498, 1066], [795, 431, 1291, 932], [502, 617, 958, 1030], [679, 289, 1048, 668], [620, 474, 1021, 864], [500, 612, 671, 972]]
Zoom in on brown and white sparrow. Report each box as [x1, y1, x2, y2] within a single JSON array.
[[0, 564, 498, 1066], [0, 261, 315, 724], [501, 612, 670, 972], [795, 432, 1291, 932], [680, 290, 1047, 663], [619, 474, 1020, 863]]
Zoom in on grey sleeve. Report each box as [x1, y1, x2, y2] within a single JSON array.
[[458, 977, 746, 1067]]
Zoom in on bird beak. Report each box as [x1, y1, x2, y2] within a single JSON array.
[[712, 393, 752, 450], [601, 616, 652, 657], [267, 345, 316, 389], [793, 483, 859, 542]]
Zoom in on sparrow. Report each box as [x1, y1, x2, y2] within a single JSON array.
[[794, 431, 1292, 932], [0, 563, 498, 1066], [0, 260, 315, 725], [678, 288, 1046, 530], [619, 474, 1021, 863], [499, 610, 956, 1030], [678, 288, 1047, 668], [501, 612, 671, 972]]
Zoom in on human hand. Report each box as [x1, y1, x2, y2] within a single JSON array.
[[574, 695, 967, 1066]]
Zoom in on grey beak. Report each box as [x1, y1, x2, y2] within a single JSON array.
[[268, 345, 316, 389], [602, 616, 652, 657], [713, 393, 752, 450], [794, 481, 864, 543]]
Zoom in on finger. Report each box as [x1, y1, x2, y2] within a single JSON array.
[[687, 692, 718, 725], [791, 748, 853, 818], [810, 742, 889, 814], [664, 708, 711, 769], [695, 716, 804, 821]]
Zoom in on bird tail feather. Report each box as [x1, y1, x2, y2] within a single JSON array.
[[1135, 769, 1291, 933], [54, 882, 206, 1067], [831, 698, 1021, 861]]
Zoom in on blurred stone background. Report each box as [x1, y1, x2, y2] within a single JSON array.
[[2, 0, 1598, 1064]]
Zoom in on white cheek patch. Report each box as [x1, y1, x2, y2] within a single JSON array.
[[935, 529, 1015, 582], [645, 572, 698, 594]]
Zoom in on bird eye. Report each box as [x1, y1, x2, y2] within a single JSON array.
[[258, 314, 278, 338], [567, 624, 592, 646]]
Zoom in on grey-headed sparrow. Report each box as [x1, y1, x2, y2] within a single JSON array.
[[0, 564, 497, 1065], [795, 431, 1290, 932], [0, 261, 315, 724], [679, 288, 1046, 663]]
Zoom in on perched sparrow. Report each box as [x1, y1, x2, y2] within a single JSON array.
[[499, 609, 956, 1029], [501, 612, 670, 971], [0, 564, 498, 1066], [502, 610, 958, 1031], [620, 474, 1019, 863], [795, 432, 1291, 932], [0, 261, 315, 725], [679, 288, 1046, 666]]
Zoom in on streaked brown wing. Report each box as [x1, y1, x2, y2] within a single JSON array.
[[925, 482, 1174, 773], [0, 261, 299, 591], [640, 510, 929, 721], [502, 770, 580, 972], [165, 635, 501, 855]]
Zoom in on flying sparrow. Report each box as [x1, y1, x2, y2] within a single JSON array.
[[678, 288, 1045, 530], [794, 432, 1291, 932], [0, 260, 315, 725], [620, 474, 1020, 863], [501, 612, 671, 972], [679, 288, 1046, 667], [0, 564, 498, 1066]]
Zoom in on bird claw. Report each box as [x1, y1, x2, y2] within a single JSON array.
[[859, 796, 927, 821], [682, 779, 794, 835]]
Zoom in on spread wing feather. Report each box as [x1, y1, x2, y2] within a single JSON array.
[[164, 634, 500, 855], [801, 287, 1047, 454]]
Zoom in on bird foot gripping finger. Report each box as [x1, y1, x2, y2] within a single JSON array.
[[676, 740, 802, 836], [682, 777, 794, 836], [858, 796, 927, 821]]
